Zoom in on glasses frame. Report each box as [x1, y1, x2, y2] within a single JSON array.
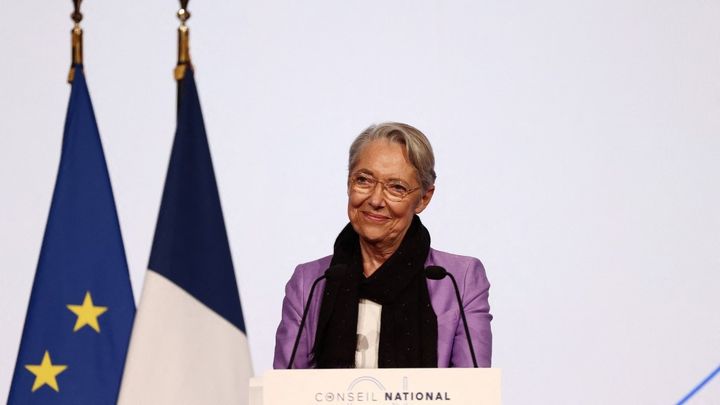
[[349, 172, 421, 202]]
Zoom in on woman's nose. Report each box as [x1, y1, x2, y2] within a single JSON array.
[[367, 183, 386, 208]]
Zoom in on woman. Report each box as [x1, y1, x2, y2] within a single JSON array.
[[274, 122, 492, 369]]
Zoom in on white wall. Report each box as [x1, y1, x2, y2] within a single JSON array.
[[2, 1, 719, 403]]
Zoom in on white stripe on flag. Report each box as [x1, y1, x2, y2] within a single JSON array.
[[119, 271, 253, 405]]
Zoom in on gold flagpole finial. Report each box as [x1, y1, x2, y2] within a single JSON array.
[[174, 0, 192, 81], [68, 0, 84, 83]]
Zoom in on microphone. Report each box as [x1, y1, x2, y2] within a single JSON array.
[[425, 265, 479, 368], [425, 265, 447, 280], [287, 264, 346, 369]]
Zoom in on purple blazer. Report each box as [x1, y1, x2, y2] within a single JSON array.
[[273, 248, 492, 369]]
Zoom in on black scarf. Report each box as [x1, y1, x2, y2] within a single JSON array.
[[313, 215, 438, 368]]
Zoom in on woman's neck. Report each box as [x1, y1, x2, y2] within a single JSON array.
[[359, 234, 405, 277]]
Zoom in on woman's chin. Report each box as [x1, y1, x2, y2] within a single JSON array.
[[356, 226, 390, 245]]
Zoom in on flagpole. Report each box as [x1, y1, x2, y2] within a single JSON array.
[[68, 0, 83, 83], [174, 0, 192, 81]]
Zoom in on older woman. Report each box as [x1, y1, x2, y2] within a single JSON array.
[[274, 122, 492, 369]]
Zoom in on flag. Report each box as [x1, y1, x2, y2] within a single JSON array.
[[7, 66, 135, 404], [118, 68, 253, 404]]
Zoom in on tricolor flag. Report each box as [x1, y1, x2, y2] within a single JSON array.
[[118, 68, 253, 404], [7, 65, 135, 404]]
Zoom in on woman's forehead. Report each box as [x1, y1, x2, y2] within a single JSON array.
[[352, 141, 416, 178]]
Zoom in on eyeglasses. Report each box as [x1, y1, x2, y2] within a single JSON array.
[[349, 172, 421, 202]]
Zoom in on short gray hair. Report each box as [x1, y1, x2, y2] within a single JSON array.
[[349, 122, 436, 191]]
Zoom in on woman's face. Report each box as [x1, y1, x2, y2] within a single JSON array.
[[347, 139, 434, 248]]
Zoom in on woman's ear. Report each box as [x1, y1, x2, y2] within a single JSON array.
[[414, 185, 435, 214]]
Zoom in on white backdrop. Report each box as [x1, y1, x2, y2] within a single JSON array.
[[2, 1, 719, 404]]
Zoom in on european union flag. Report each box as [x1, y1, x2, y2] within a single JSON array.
[[8, 65, 135, 404]]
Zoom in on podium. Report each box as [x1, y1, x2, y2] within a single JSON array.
[[250, 368, 501, 405]]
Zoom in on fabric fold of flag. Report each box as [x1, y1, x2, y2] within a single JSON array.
[[118, 68, 253, 405], [8, 66, 136, 404]]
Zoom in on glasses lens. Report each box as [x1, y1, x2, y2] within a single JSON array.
[[352, 174, 375, 192], [384, 183, 408, 201]]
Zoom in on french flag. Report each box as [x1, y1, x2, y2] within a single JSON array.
[[118, 68, 253, 404]]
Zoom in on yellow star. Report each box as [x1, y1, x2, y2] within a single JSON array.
[[66, 291, 108, 332], [25, 351, 67, 392]]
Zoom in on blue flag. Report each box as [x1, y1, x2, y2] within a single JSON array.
[[8, 66, 135, 404], [118, 68, 252, 404]]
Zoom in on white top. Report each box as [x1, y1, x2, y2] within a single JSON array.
[[355, 299, 382, 368]]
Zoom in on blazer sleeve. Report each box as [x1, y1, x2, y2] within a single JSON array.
[[273, 265, 310, 369], [451, 258, 493, 367]]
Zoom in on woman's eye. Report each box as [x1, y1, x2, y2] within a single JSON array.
[[355, 175, 373, 185], [388, 183, 409, 195]]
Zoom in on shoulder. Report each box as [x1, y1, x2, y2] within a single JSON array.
[[295, 255, 333, 274], [288, 255, 333, 287], [426, 248, 489, 286], [426, 248, 485, 272]]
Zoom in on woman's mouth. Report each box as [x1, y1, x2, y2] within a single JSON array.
[[361, 211, 390, 223]]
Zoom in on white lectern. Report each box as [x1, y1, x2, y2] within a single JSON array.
[[250, 368, 501, 405]]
